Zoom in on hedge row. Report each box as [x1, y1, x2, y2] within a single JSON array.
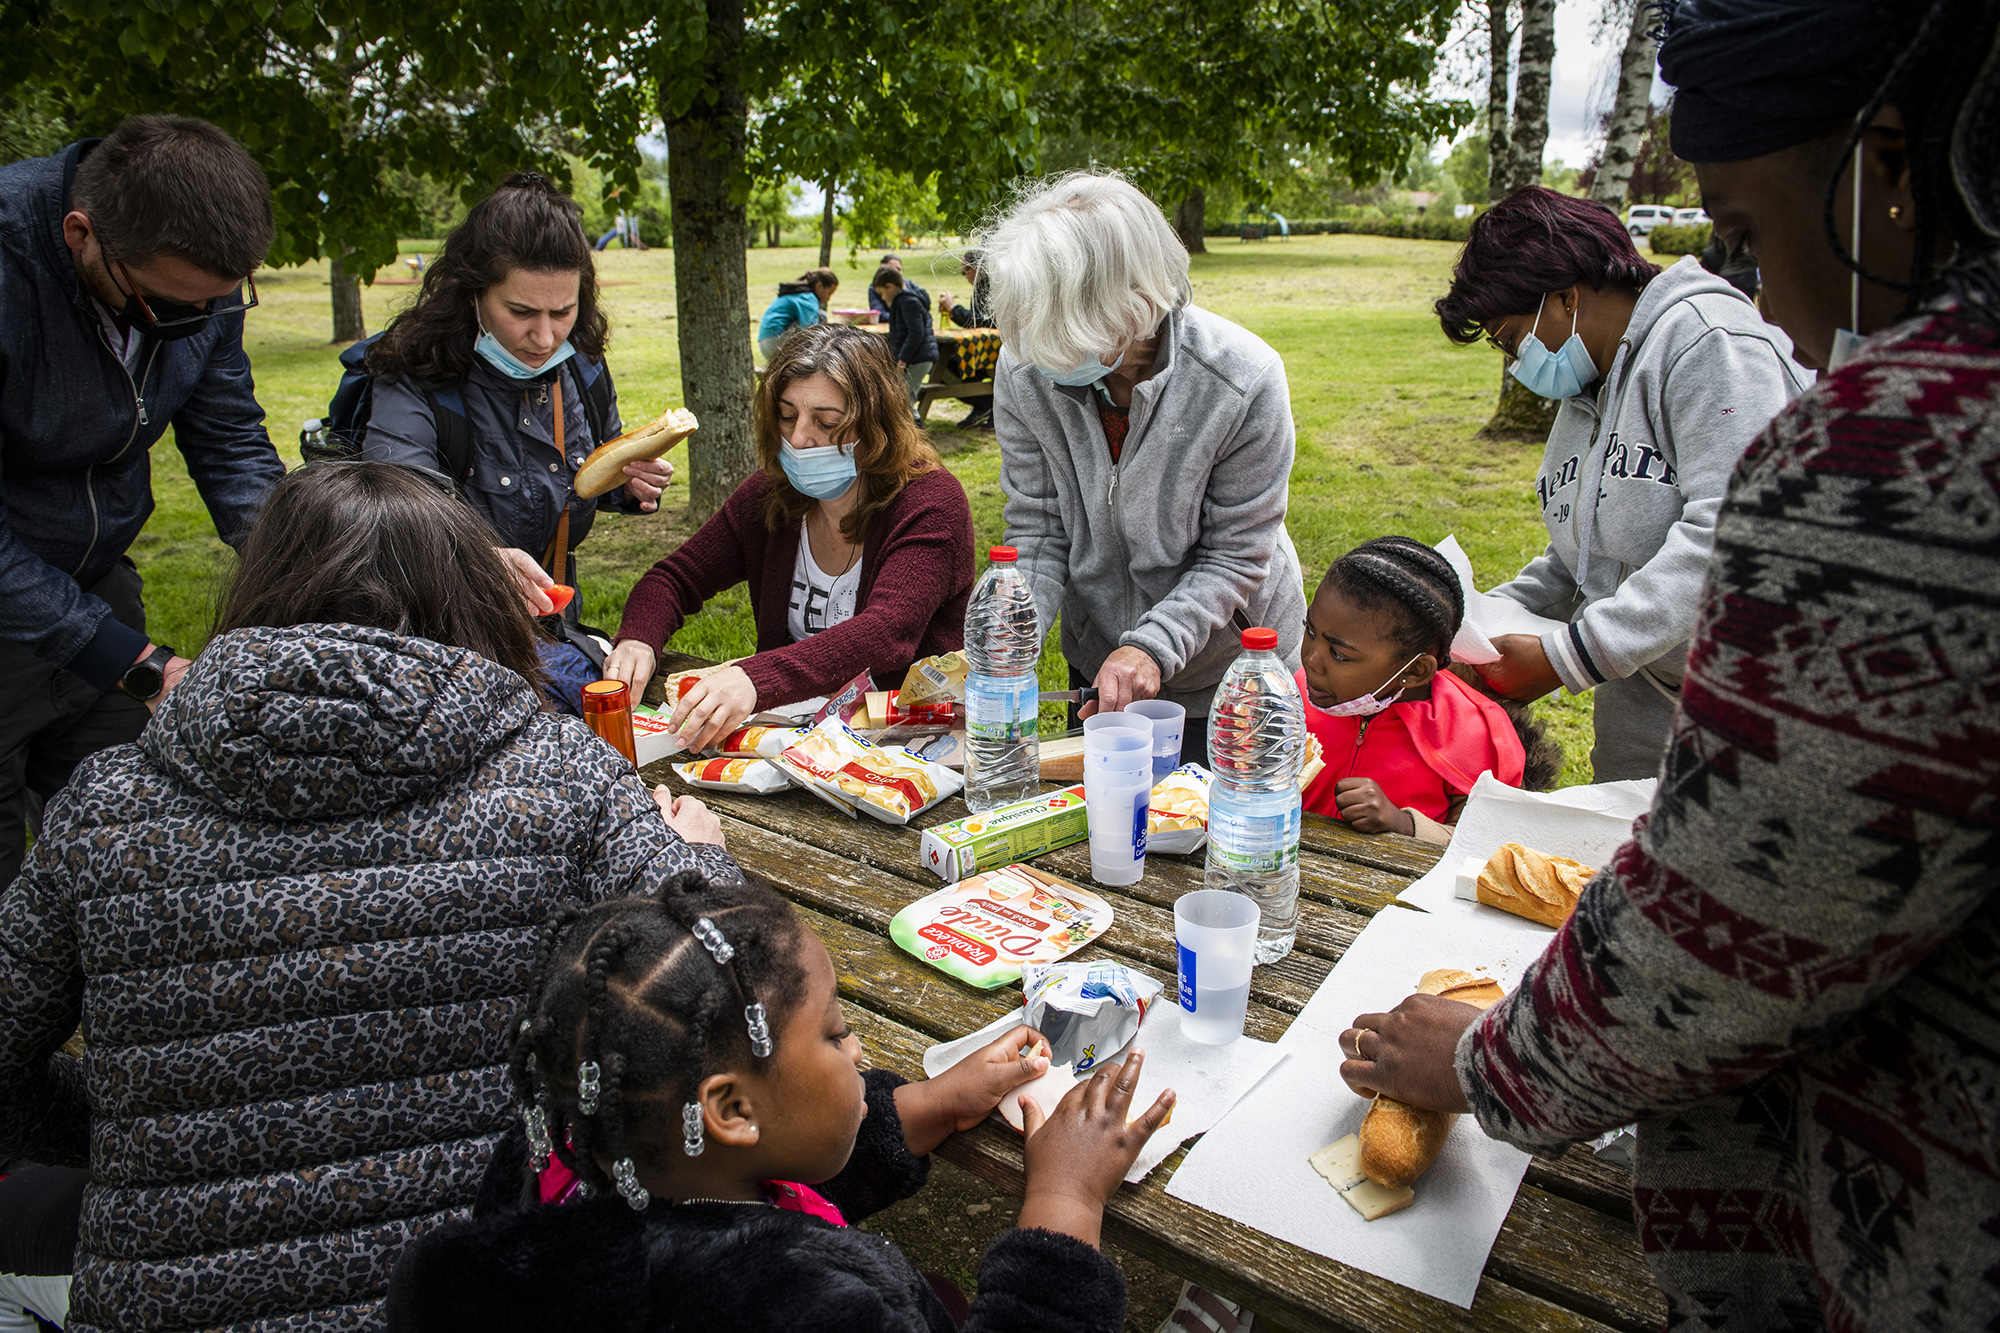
[[1204, 214, 1479, 243], [1647, 221, 1713, 256]]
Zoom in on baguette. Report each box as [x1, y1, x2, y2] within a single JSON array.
[[573, 408, 699, 498], [1356, 968, 1507, 1190], [1475, 841, 1595, 928]]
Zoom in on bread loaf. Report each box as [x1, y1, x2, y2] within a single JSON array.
[[1416, 968, 1506, 1009], [1475, 841, 1595, 928], [573, 408, 698, 498], [1355, 968, 1508, 1190]]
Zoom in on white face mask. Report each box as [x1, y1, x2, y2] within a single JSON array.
[[1312, 654, 1421, 719]]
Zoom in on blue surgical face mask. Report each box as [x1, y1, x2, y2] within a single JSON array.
[[1509, 295, 1597, 400], [779, 438, 858, 500], [473, 304, 576, 380], [1036, 351, 1125, 387]]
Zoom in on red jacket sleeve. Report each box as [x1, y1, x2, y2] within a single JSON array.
[[614, 474, 764, 651]]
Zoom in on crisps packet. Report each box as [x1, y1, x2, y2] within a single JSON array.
[[898, 651, 969, 707], [674, 757, 792, 794], [890, 863, 1114, 988], [710, 724, 804, 760], [776, 717, 962, 824], [1300, 733, 1326, 790], [1147, 763, 1213, 856], [1023, 960, 1164, 1072]]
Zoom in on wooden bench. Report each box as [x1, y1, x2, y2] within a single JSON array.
[[917, 380, 994, 421]]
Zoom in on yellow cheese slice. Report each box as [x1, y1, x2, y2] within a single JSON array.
[[1340, 1177, 1416, 1221], [1308, 1133, 1368, 1190]]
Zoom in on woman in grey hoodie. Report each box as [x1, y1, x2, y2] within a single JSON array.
[[1437, 187, 1811, 780]]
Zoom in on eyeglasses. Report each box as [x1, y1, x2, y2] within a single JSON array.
[[111, 257, 259, 329], [1482, 330, 1514, 357]]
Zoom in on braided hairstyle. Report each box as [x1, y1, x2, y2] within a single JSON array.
[[1321, 537, 1562, 791], [507, 871, 810, 1199]]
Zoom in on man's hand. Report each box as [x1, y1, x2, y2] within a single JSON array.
[[495, 546, 556, 616], [670, 665, 758, 752], [894, 1025, 1051, 1158], [1018, 1051, 1176, 1250], [1079, 646, 1162, 718], [621, 456, 674, 513], [1333, 778, 1414, 836], [1338, 994, 1482, 1111], [141, 646, 194, 715], [652, 787, 724, 846], [602, 641, 658, 698], [1475, 634, 1562, 703]]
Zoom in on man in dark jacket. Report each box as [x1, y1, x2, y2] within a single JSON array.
[[0, 113, 283, 886], [873, 267, 939, 425]]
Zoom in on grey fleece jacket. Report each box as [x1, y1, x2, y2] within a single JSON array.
[[995, 304, 1305, 716], [1494, 256, 1810, 693]]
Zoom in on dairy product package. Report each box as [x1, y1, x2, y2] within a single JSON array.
[[921, 784, 1089, 881], [631, 706, 686, 768], [889, 863, 1114, 988], [1023, 960, 1164, 1072], [898, 650, 969, 707], [1147, 763, 1214, 856], [775, 717, 962, 824], [674, 757, 792, 794]]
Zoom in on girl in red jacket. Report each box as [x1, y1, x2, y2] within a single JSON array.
[[1299, 537, 1557, 843]]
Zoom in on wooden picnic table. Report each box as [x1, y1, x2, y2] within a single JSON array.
[[641, 656, 1664, 1333], [855, 322, 1001, 421]]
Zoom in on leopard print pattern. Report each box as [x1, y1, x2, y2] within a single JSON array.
[[0, 624, 741, 1332]]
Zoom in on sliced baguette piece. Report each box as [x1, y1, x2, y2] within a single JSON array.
[[574, 408, 698, 498], [1039, 733, 1086, 782], [1358, 1095, 1455, 1190], [1416, 968, 1506, 1010], [1475, 841, 1595, 928]]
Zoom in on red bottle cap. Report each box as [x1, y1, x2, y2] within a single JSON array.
[[581, 680, 630, 712], [1240, 627, 1278, 651], [989, 545, 1018, 562]]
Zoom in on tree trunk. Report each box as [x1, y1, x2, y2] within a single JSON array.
[[819, 179, 836, 268], [663, 0, 756, 523], [1588, 1, 1658, 215], [1483, 360, 1560, 439], [1486, 0, 1514, 203], [1171, 189, 1207, 255], [766, 220, 780, 247], [1507, 0, 1557, 191], [329, 248, 366, 343]]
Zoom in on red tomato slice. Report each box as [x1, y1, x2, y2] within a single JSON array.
[[546, 584, 576, 613]]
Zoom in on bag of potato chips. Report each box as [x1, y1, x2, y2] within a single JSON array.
[[1147, 763, 1213, 855], [775, 717, 963, 824], [709, 724, 805, 760], [674, 757, 792, 794], [890, 863, 1114, 989]]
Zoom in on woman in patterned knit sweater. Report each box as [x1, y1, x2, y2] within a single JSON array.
[[1340, 2, 2000, 1328]]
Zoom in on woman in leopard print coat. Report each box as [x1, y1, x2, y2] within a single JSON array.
[[0, 463, 741, 1332]]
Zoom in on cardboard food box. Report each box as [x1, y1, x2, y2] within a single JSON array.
[[889, 863, 1113, 988], [920, 784, 1090, 882], [632, 705, 685, 768]]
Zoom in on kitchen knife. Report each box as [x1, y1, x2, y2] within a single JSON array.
[[1037, 687, 1100, 705]]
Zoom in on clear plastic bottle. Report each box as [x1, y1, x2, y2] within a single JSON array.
[[1204, 626, 1305, 962], [963, 545, 1042, 811]]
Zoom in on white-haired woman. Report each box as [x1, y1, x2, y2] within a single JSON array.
[[981, 172, 1305, 766]]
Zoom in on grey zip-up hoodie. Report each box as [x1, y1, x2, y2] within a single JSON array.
[[1494, 257, 1810, 692], [995, 304, 1305, 715]]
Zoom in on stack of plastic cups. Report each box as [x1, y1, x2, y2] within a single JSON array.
[[1124, 700, 1187, 783], [1081, 714, 1151, 886]]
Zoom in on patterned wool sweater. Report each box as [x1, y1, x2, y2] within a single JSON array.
[[1456, 306, 2000, 1330], [0, 624, 741, 1333]]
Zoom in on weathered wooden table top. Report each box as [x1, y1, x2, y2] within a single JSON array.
[[638, 666, 1664, 1333]]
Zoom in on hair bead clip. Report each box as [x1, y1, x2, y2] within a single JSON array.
[[745, 1002, 773, 1058], [577, 1061, 601, 1115], [682, 1101, 706, 1157], [692, 917, 735, 965], [523, 1104, 553, 1162], [612, 1157, 651, 1211]]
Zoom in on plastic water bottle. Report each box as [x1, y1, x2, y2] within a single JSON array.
[[1204, 626, 1305, 962], [963, 545, 1041, 811]]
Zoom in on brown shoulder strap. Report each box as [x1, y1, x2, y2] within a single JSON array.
[[541, 375, 571, 581]]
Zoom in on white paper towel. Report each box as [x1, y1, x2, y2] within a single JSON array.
[[1399, 772, 1656, 915], [923, 1001, 1288, 1183], [1435, 535, 1572, 666], [1167, 903, 1540, 1309]]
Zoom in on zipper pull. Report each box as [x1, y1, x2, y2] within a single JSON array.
[[1107, 468, 1119, 504], [136, 396, 149, 426]]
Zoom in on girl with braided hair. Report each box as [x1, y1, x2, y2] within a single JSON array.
[[387, 871, 1176, 1332], [1297, 537, 1559, 843]]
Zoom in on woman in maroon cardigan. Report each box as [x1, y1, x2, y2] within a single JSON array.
[[604, 324, 974, 749]]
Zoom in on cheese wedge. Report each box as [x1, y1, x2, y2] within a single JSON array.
[[1453, 855, 1484, 902], [1308, 1133, 1416, 1220], [1341, 1177, 1417, 1221]]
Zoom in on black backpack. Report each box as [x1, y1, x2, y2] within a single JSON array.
[[302, 334, 616, 488]]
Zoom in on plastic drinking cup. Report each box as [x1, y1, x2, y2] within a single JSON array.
[[1125, 700, 1187, 783], [1174, 889, 1260, 1044], [1083, 729, 1151, 886]]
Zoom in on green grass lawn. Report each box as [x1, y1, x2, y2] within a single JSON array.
[[130, 234, 1596, 784]]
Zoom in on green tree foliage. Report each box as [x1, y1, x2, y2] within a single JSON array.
[[748, 177, 801, 247], [1445, 134, 1491, 203], [1647, 221, 1712, 255]]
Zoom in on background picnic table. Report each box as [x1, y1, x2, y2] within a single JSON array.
[[642, 656, 1665, 1333]]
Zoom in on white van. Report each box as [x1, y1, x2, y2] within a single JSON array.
[[1625, 204, 1673, 238], [1674, 207, 1711, 225]]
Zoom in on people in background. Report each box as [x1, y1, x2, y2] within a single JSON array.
[[0, 461, 735, 1330], [1434, 185, 1810, 781], [872, 265, 939, 423], [758, 267, 838, 363], [603, 324, 973, 750], [867, 252, 926, 316], [1345, 1, 2000, 1327], [362, 173, 672, 709], [0, 113, 283, 888], [1299, 539, 1558, 843], [981, 172, 1306, 767], [939, 251, 997, 428]]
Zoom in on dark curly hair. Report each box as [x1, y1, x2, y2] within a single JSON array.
[[367, 172, 609, 383], [1435, 186, 1662, 344]]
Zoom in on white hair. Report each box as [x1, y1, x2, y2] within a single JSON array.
[[974, 172, 1192, 373]]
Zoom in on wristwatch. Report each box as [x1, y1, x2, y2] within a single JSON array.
[[119, 644, 177, 702]]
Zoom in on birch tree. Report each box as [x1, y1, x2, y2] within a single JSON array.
[[1588, 0, 1660, 214], [1485, 0, 1513, 202], [1505, 0, 1556, 189]]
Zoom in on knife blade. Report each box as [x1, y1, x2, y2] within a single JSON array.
[[1038, 688, 1100, 705]]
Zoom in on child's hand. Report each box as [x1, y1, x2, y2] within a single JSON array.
[[894, 1026, 1050, 1157], [1334, 777, 1416, 836], [1017, 1050, 1176, 1249]]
